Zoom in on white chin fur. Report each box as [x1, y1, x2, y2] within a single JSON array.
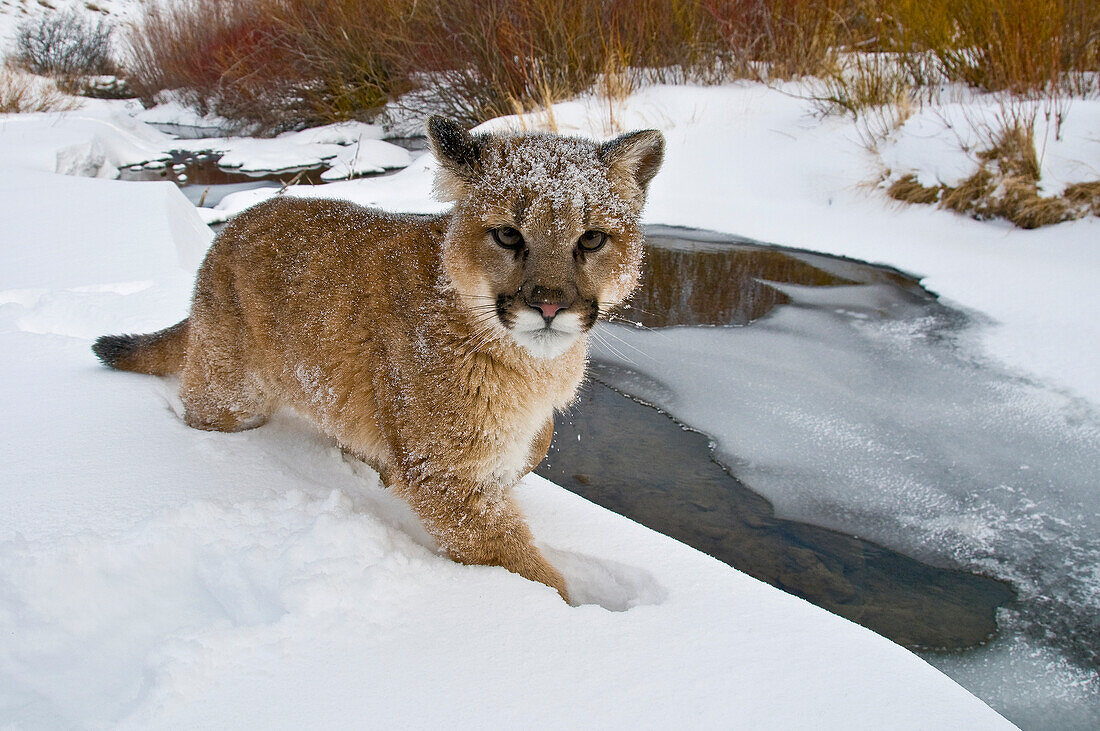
[[509, 310, 583, 359]]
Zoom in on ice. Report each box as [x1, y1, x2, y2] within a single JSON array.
[[590, 265, 1100, 727]]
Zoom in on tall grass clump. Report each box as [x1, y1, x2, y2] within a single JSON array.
[[879, 0, 1100, 97], [0, 65, 81, 113], [888, 109, 1100, 228]]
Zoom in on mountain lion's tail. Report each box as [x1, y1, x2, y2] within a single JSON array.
[[92, 319, 189, 376]]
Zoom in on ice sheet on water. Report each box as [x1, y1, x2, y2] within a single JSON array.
[[591, 278, 1100, 726]]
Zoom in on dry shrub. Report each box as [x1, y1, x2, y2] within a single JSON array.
[[127, 0, 307, 132], [880, 0, 1100, 96], [706, 0, 860, 79], [397, 0, 724, 125], [0, 65, 82, 113], [392, 0, 600, 125], [267, 0, 414, 123], [123, 0, 1098, 133], [124, 0, 865, 131], [16, 9, 116, 80]]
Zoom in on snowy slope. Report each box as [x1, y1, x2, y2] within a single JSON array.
[[0, 0, 145, 54], [0, 170, 1013, 726]]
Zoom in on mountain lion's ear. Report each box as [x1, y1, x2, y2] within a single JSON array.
[[599, 129, 665, 193], [428, 116, 486, 199]]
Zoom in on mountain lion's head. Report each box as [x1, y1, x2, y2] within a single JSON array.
[[428, 116, 664, 359]]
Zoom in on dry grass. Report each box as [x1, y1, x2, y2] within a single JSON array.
[[0, 65, 81, 113], [878, 0, 1100, 97], [888, 123, 1096, 229], [1064, 182, 1100, 217], [888, 174, 943, 205]]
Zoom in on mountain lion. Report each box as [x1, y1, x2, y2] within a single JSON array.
[[94, 117, 664, 601]]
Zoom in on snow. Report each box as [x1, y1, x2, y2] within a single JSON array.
[[132, 95, 231, 131], [320, 138, 415, 180], [0, 100, 172, 176], [0, 99, 411, 181], [879, 96, 1100, 192], [0, 100, 1017, 726], [0, 171, 1009, 728], [192, 123, 409, 176]]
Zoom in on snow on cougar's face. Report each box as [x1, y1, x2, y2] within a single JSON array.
[[428, 117, 664, 359]]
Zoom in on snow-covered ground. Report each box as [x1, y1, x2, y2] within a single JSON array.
[[0, 0, 144, 52], [0, 172, 1013, 727], [3, 79, 1098, 728], [0, 97, 412, 182]]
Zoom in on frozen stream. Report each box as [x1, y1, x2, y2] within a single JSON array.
[[570, 226, 1100, 730]]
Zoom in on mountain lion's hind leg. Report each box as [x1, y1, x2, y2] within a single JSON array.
[[179, 323, 270, 433]]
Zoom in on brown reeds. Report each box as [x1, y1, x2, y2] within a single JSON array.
[[117, 0, 1097, 227], [0, 65, 81, 113], [124, 0, 877, 132], [878, 0, 1100, 97]]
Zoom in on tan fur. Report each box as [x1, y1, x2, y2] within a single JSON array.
[[94, 118, 664, 601]]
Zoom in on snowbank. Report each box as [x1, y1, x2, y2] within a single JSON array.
[[0, 100, 172, 177], [0, 168, 1011, 728], [0, 101, 411, 182], [186, 122, 410, 176]]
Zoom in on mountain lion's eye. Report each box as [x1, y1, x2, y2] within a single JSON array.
[[577, 230, 608, 252], [491, 227, 525, 249]]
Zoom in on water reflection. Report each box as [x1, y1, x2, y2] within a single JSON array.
[[628, 225, 930, 327]]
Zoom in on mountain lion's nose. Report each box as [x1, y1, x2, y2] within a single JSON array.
[[536, 303, 565, 319], [523, 285, 575, 323]]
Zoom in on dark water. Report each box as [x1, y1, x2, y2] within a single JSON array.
[[537, 225, 1017, 651], [119, 136, 426, 209], [118, 151, 329, 188], [538, 378, 1015, 650]]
